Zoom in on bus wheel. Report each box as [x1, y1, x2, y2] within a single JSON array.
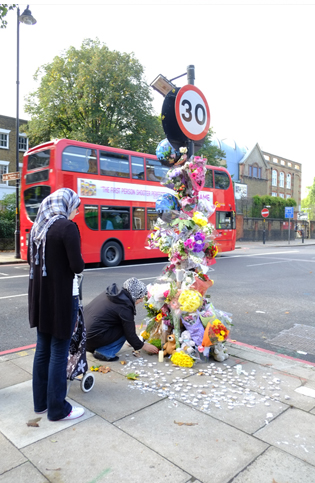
[[101, 241, 123, 267]]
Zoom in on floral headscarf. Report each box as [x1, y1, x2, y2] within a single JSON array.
[[29, 188, 80, 279], [123, 278, 147, 302]]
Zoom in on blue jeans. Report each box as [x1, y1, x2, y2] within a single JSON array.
[[96, 335, 126, 358], [32, 296, 79, 421]]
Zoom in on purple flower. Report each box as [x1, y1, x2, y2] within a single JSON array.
[[194, 232, 205, 242], [193, 242, 205, 253]]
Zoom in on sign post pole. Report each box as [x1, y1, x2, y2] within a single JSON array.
[[261, 208, 269, 244], [186, 65, 195, 158], [285, 207, 294, 245]]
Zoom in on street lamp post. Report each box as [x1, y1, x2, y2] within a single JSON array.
[[15, 5, 36, 259]]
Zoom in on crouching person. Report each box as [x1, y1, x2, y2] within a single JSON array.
[[85, 277, 159, 361]]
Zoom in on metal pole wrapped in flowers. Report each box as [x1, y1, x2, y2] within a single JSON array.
[[142, 140, 233, 367]]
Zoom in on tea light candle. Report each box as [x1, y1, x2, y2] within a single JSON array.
[[158, 351, 164, 363]]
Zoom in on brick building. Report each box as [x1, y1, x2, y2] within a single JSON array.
[[0, 115, 28, 200], [211, 137, 302, 210]]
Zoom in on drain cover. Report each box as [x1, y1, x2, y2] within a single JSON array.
[[268, 324, 315, 355]]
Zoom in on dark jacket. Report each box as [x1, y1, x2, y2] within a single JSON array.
[[28, 219, 84, 339], [85, 283, 144, 352]]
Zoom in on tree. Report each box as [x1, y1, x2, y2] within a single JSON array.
[[23, 39, 164, 154], [301, 177, 315, 220], [0, 4, 16, 28], [0, 193, 15, 222], [251, 194, 297, 218], [195, 128, 226, 167]]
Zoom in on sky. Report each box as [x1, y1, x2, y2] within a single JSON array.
[[1, 0, 314, 198]]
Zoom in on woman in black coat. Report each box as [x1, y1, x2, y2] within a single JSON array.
[[85, 278, 159, 361], [28, 188, 85, 421]]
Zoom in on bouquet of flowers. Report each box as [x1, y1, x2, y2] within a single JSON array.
[[202, 318, 230, 346]]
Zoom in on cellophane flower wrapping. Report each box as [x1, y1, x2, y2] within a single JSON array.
[[142, 151, 233, 360]]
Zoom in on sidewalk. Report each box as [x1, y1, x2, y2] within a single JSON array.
[[1, 342, 315, 482]]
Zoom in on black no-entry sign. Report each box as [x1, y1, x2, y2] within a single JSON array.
[[175, 85, 210, 141]]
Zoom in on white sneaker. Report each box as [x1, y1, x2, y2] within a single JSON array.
[[60, 406, 85, 420]]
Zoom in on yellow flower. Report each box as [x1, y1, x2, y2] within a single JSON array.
[[155, 313, 163, 322], [192, 211, 208, 227], [141, 330, 150, 340], [178, 290, 202, 312], [171, 351, 194, 367]]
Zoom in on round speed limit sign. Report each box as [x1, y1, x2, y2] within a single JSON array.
[[175, 85, 210, 141]]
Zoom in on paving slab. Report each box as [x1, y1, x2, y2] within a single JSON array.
[[115, 398, 268, 483], [0, 462, 48, 483], [180, 372, 288, 434], [0, 380, 94, 449], [231, 446, 315, 483], [254, 407, 315, 466], [216, 359, 315, 412], [0, 360, 31, 390], [8, 351, 34, 376], [0, 432, 27, 475], [22, 416, 190, 483], [67, 367, 163, 422]]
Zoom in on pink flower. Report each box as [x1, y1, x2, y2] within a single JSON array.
[[163, 290, 170, 298]]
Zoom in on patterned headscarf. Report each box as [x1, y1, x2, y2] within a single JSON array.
[[29, 188, 80, 279], [123, 278, 147, 301]]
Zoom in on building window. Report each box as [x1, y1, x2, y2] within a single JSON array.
[[264, 155, 270, 160], [0, 129, 10, 149], [288, 162, 292, 167], [280, 160, 285, 166], [0, 161, 9, 184], [286, 194, 291, 199], [252, 166, 257, 177], [19, 135, 28, 151], [272, 170, 277, 186], [279, 172, 284, 188], [279, 193, 284, 198], [272, 192, 277, 197], [295, 165, 300, 170], [287, 173, 291, 189], [273, 157, 278, 163], [248, 166, 252, 177]]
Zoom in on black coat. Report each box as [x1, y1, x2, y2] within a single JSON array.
[[84, 283, 144, 352], [28, 219, 84, 339]]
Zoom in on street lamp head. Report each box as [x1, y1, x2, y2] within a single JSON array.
[[150, 74, 176, 97], [19, 5, 37, 25]]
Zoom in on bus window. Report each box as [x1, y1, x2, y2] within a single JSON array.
[[62, 146, 97, 173], [147, 208, 159, 230], [214, 170, 230, 190], [84, 205, 99, 230], [101, 206, 130, 230], [100, 151, 130, 178], [205, 169, 213, 188], [216, 211, 235, 230], [24, 186, 51, 221], [26, 170, 50, 185], [131, 156, 144, 180], [133, 207, 145, 230], [146, 159, 168, 182], [27, 149, 50, 170]]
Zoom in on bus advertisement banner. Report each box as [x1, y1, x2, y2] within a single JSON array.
[[78, 178, 214, 204]]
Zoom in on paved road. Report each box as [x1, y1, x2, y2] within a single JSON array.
[[1, 245, 314, 362]]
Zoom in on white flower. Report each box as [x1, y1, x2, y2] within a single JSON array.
[[77, 360, 86, 373]]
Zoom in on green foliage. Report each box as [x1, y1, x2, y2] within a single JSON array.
[[250, 194, 297, 219], [0, 220, 15, 238], [195, 128, 226, 167], [23, 38, 164, 153], [302, 177, 315, 220], [0, 193, 16, 222], [0, 4, 16, 28]]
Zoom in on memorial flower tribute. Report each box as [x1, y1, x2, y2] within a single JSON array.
[[142, 145, 232, 365]]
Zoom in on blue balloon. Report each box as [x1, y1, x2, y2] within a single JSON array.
[[156, 139, 181, 166], [156, 193, 179, 213]]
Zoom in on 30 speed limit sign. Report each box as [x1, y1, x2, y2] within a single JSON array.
[[175, 85, 210, 141]]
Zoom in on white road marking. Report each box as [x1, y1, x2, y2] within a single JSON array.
[[247, 260, 288, 267], [0, 293, 27, 300], [84, 261, 167, 272], [0, 272, 8, 276], [0, 274, 29, 280], [218, 250, 299, 258]]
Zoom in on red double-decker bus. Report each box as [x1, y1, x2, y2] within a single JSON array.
[[20, 139, 236, 266]]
